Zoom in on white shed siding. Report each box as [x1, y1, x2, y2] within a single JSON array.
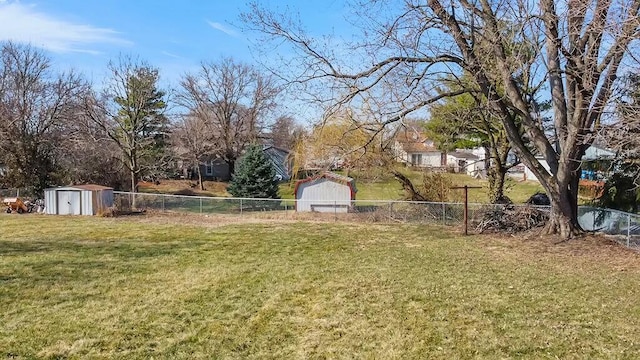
[[56, 190, 82, 215], [44, 185, 114, 215], [44, 189, 57, 215], [296, 178, 352, 213], [81, 190, 93, 215]]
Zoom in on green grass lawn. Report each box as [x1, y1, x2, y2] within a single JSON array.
[[279, 170, 545, 203], [2, 214, 640, 359], [145, 169, 545, 205]]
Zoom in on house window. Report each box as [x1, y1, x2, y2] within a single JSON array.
[[205, 161, 213, 176], [411, 154, 423, 166]]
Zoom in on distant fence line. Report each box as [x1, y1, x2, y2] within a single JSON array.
[[0, 188, 21, 198], [114, 191, 640, 249]]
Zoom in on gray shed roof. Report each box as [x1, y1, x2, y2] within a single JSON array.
[[46, 184, 113, 191]]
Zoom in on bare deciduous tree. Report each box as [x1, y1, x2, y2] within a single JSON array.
[[58, 112, 127, 189], [244, 0, 640, 238], [269, 115, 305, 150], [0, 41, 89, 194], [177, 57, 280, 174], [172, 114, 216, 190]]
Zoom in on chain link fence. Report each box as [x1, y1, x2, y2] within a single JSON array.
[[112, 191, 640, 249], [0, 188, 22, 198]]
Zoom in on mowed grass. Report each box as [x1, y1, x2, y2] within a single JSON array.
[[280, 171, 545, 203], [2, 215, 640, 359], [142, 168, 546, 204]]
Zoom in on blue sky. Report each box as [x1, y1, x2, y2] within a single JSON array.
[[0, 0, 350, 85]]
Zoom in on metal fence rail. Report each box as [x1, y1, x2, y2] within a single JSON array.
[[113, 191, 640, 249], [0, 188, 21, 198]]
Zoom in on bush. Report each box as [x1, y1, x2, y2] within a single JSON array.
[[420, 172, 453, 202]]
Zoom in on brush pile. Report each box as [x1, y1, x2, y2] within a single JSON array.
[[476, 205, 549, 233]]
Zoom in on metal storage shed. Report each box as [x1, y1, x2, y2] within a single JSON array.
[[294, 172, 357, 213], [44, 185, 114, 215]]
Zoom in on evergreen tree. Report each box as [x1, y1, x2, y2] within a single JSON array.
[[85, 56, 167, 195], [227, 144, 280, 199]]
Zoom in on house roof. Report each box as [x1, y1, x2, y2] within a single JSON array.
[[263, 144, 290, 154], [263, 145, 291, 181], [583, 144, 615, 161], [448, 151, 479, 160], [395, 128, 439, 153]]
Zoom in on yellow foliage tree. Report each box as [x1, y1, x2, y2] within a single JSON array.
[[291, 109, 390, 179]]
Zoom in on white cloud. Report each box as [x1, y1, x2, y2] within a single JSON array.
[[0, 2, 131, 53], [207, 20, 238, 37], [161, 51, 184, 60]]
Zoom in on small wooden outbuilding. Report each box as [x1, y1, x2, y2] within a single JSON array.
[[44, 185, 114, 215], [294, 172, 357, 213]]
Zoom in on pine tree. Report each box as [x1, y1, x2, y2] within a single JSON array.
[[227, 144, 280, 199]]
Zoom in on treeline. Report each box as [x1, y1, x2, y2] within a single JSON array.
[[0, 42, 303, 195]]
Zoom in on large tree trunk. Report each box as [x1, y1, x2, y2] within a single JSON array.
[[487, 166, 507, 203], [197, 163, 204, 190], [130, 168, 138, 209], [486, 140, 511, 204], [544, 184, 582, 238], [228, 159, 235, 179]]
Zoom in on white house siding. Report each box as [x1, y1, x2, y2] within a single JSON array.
[[464, 159, 485, 177], [523, 159, 550, 182], [296, 178, 352, 213], [423, 152, 443, 167], [407, 152, 443, 167], [470, 148, 486, 176]]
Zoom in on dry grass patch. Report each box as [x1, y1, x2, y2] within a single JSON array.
[[1, 214, 640, 359], [139, 180, 230, 197]]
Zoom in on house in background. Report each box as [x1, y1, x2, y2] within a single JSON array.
[[200, 157, 231, 181], [510, 144, 615, 182], [392, 126, 484, 175], [261, 145, 293, 182], [392, 127, 447, 168], [192, 145, 292, 182], [447, 151, 482, 176], [521, 156, 551, 182], [579, 144, 616, 182]]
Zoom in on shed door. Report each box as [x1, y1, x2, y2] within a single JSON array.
[[57, 191, 81, 215]]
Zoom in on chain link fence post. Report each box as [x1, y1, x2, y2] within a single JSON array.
[[627, 213, 631, 247], [442, 203, 446, 225]]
